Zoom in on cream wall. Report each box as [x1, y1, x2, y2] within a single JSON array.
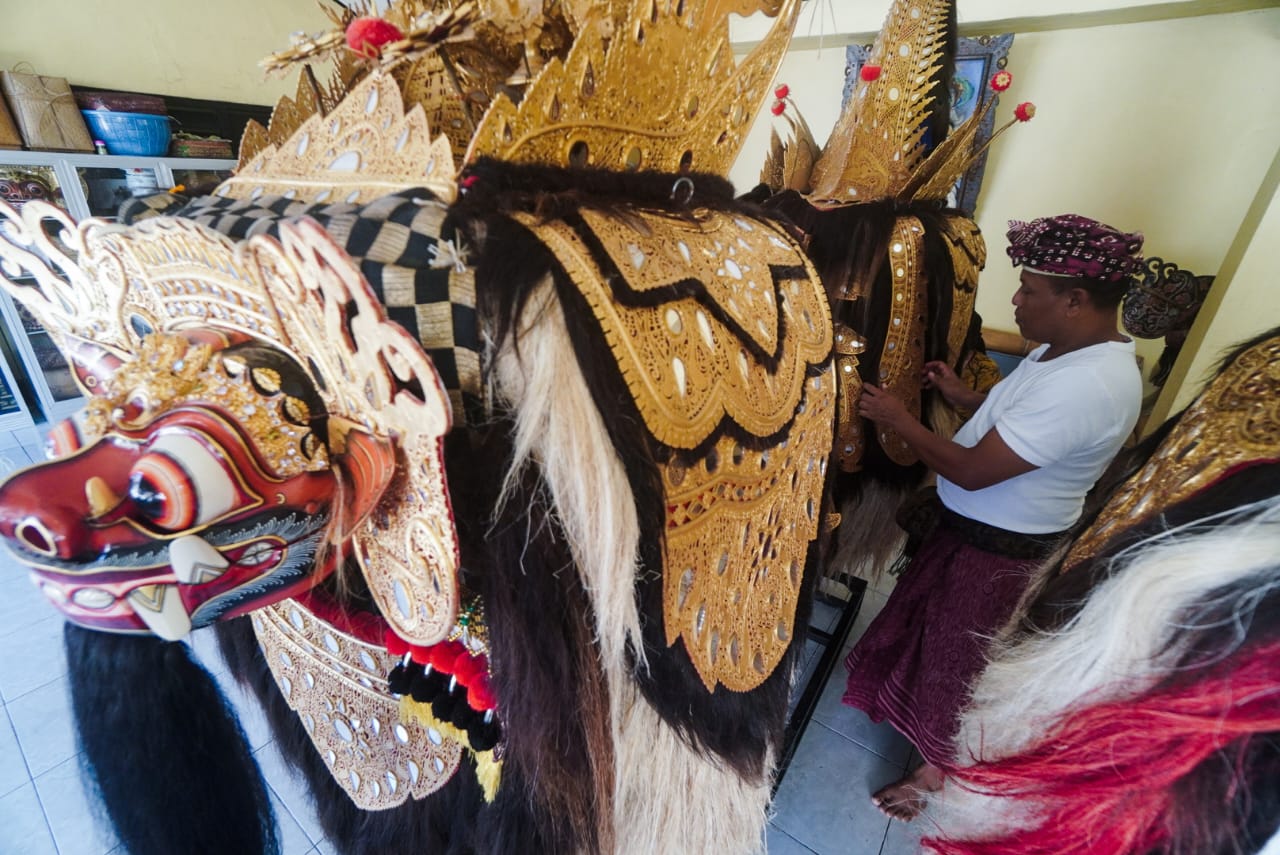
[[1148, 146, 1280, 424], [730, 6, 1280, 400], [0, 0, 333, 105]]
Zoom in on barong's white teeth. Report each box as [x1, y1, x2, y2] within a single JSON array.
[[169, 535, 229, 585], [127, 584, 192, 640]]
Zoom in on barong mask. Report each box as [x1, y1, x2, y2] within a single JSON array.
[[0, 202, 459, 644]]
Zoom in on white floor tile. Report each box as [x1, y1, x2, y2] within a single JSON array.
[[271, 790, 318, 855], [811, 656, 914, 770], [7, 677, 76, 778], [0, 782, 58, 855], [0, 615, 67, 703], [844, 589, 889, 655], [0, 707, 31, 799], [185, 625, 230, 678], [0, 572, 51, 641], [255, 742, 329, 848], [881, 810, 930, 855], [770, 721, 895, 855], [767, 821, 820, 854], [32, 756, 120, 855]]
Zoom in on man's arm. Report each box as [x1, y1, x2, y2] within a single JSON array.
[[859, 383, 1036, 490]]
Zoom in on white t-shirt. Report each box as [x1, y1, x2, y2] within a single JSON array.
[[937, 339, 1142, 534]]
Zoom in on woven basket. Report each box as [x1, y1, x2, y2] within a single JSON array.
[[170, 136, 233, 159], [80, 110, 171, 157]]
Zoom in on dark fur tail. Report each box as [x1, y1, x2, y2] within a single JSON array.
[[65, 622, 280, 855]]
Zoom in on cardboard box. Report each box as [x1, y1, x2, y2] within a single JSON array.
[[0, 94, 20, 150], [1, 71, 93, 152]]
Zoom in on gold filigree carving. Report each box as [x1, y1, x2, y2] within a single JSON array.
[[254, 600, 463, 809], [808, 0, 951, 205], [1063, 336, 1280, 571], [79, 334, 328, 478], [833, 324, 867, 472], [218, 73, 456, 206], [0, 202, 123, 361], [663, 369, 834, 691], [511, 207, 830, 450], [262, 220, 461, 645], [466, 0, 801, 177], [875, 217, 927, 465]]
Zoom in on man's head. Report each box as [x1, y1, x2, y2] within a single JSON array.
[[1006, 214, 1144, 341]]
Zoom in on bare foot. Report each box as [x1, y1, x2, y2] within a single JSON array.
[[870, 763, 944, 822]]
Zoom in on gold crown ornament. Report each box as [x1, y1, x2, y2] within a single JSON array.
[[466, 0, 802, 175]]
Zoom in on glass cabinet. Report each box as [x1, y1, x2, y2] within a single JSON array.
[[0, 150, 235, 423]]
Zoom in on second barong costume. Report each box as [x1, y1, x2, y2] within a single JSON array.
[[844, 214, 1145, 769]]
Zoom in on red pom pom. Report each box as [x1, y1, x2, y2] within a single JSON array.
[[452, 651, 487, 687], [345, 17, 404, 58], [770, 100, 786, 116], [991, 70, 1013, 92], [468, 673, 496, 711], [384, 629, 410, 657], [860, 65, 882, 82], [408, 644, 432, 664], [1014, 101, 1036, 122], [427, 640, 468, 671], [774, 84, 790, 99]]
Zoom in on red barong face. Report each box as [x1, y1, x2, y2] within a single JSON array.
[[0, 334, 355, 639]]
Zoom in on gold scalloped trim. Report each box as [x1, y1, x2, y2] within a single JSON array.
[[238, 68, 326, 168], [511, 206, 830, 450]]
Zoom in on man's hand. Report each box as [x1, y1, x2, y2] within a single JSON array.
[[858, 383, 913, 430], [923, 360, 986, 412]]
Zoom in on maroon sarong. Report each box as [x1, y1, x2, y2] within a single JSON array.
[[842, 523, 1049, 766]]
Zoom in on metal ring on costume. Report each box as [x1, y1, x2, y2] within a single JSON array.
[[670, 176, 695, 207]]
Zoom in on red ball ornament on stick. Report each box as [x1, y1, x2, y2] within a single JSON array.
[[770, 100, 786, 116], [991, 70, 1013, 92], [860, 65, 882, 82], [346, 17, 404, 58], [774, 84, 790, 99], [1014, 101, 1037, 122]]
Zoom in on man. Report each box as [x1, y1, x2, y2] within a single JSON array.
[[843, 214, 1145, 821]]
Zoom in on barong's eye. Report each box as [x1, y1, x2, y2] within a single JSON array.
[[127, 431, 246, 531]]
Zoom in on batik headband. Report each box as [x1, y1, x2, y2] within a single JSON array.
[[1006, 214, 1144, 283]]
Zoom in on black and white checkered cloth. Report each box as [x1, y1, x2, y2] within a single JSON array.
[[124, 189, 483, 426]]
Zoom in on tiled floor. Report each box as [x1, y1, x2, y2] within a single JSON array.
[[0, 426, 924, 855]]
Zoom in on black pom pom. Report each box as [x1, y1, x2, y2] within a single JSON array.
[[387, 663, 414, 695], [409, 668, 448, 703]]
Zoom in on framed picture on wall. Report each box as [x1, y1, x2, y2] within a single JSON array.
[[842, 34, 1014, 216]]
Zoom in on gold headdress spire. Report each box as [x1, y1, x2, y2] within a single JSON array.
[[807, 0, 952, 205]]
